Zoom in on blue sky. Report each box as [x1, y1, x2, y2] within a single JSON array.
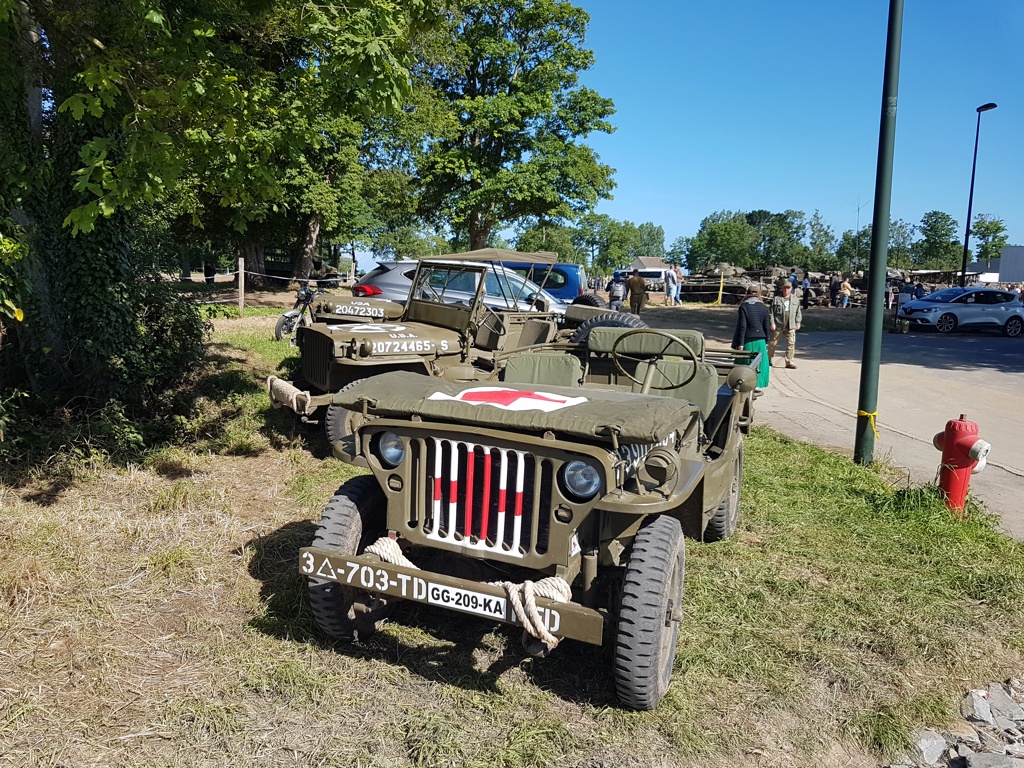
[[575, 0, 1024, 249]]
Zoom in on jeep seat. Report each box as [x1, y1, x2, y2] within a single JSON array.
[[503, 353, 584, 387], [585, 327, 706, 361], [630, 359, 719, 418]]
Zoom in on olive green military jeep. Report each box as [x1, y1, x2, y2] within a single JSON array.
[[268, 249, 642, 442], [299, 327, 759, 710]]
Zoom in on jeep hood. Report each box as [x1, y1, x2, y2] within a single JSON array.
[[332, 372, 698, 445]]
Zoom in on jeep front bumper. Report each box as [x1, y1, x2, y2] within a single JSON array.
[[299, 546, 605, 645]]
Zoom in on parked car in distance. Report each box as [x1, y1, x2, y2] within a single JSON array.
[[897, 287, 1024, 337], [351, 260, 569, 317], [502, 262, 589, 303]]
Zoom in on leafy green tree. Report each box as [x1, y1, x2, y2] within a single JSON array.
[[1, 0, 431, 405], [887, 219, 915, 271], [573, 214, 641, 272], [666, 236, 689, 267], [685, 211, 758, 272], [806, 210, 838, 271], [516, 220, 584, 263], [835, 225, 871, 272], [635, 222, 666, 260], [746, 209, 808, 267], [414, 0, 616, 249], [913, 210, 960, 269], [971, 214, 1009, 267]]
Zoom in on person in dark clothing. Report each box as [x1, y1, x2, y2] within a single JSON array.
[[829, 273, 841, 308], [732, 284, 772, 389]]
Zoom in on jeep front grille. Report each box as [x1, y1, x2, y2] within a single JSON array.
[[406, 437, 554, 559], [301, 331, 334, 391]]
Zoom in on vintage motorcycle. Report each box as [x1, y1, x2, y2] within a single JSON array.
[[275, 282, 323, 341]]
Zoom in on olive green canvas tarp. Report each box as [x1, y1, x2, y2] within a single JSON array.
[[333, 371, 698, 444], [422, 248, 559, 265]]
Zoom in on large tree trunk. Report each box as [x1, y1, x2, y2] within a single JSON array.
[[468, 210, 491, 251], [236, 236, 266, 287], [293, 214, 321, 279]]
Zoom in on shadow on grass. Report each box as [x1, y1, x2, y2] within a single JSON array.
[[0, 345, 324, 498], [241, 520, 618, 706]]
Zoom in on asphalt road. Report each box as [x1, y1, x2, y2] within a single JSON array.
[[751, 329, 1024, 539]]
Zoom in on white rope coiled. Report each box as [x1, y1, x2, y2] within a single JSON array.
[[491, 577, 572, 654], [364, 537, 420, 571]]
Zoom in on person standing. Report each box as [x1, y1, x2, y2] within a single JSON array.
[[914, 282, 926, 300], [673, 265, 684, 305], [800, 272, 811, 310], [664, 266, 678, 307], [606, 271, 627, 312], [788, 267, 799, 291], [839, 277, 853, 308], [732, 285, 772, 389], [625, 269, 648, 315], [768, 279, 802, 369], [829, 273, 841, 308]]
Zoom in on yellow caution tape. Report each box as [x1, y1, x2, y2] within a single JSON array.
[[857, 409, 880, 440]]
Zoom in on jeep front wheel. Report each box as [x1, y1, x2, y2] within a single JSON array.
[[613, 515, 685, 710], [325, 378, 371, 446], [308, 476, 392, 641]]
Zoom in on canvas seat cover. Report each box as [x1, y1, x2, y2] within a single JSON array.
[[586, 327, 705, 360]]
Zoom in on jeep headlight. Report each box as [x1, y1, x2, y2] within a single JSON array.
[[562, 460, 601, 500], [376, 432, 406, 468]]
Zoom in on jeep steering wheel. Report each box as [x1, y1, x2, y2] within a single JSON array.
[[477, 304, 506, 337], [610, 329, 699, 390]]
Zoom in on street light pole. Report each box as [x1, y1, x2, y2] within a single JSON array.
[[959, 102, 997, 287]]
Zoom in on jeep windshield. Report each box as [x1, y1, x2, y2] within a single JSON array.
[[412, 264, 561, 310]]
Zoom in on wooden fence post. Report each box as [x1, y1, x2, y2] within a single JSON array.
[[238, 257, 245, 317]]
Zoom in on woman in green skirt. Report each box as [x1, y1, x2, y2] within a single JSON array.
[[731, 284, 772, 389]]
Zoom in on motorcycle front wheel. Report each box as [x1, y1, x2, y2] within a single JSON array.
[[275, 310, 306, 341]]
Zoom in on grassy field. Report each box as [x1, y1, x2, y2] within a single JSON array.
[[2, 313, 1022, 768]]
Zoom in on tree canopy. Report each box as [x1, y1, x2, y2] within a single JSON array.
[[413, 0, 616, 249]]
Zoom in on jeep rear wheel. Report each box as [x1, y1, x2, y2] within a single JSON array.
[[308, 476, 392, 641], [1004, 316, 1023, 338], [703, 441, 743, 542], [613, 515, 685, 711], [571, 293, 607, 309], [568, 311, 647, 345]]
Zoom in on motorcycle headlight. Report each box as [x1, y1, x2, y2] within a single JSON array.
[[562, 460, 601, 500], [376, 432, 406, 468]]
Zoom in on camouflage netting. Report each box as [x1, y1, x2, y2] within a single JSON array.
[[332, 372, 699, 444]]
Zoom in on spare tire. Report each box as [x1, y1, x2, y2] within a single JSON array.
[[568, 311, 647, 345], [571, 293, 608, 309]]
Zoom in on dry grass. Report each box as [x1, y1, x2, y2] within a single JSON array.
[[1, 312, 1021, 768]]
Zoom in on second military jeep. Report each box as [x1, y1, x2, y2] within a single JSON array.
[[268, 248, 640, 443], [298, 327, 759, 710]]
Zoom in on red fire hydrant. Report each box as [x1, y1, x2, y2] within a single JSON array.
[[932, 415, 991, 514]]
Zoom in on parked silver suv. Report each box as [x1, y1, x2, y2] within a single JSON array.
[[897, 287, 1023, 337]]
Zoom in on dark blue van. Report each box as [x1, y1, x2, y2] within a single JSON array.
[[503, 262, 596, 304]]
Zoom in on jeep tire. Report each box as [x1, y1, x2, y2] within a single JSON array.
[[703, 441, 743, 542], [325, 378, 370, 446], [308, 476, 392, 641], [568, 311, 647, 345], [613, 515, 685, 710], [571, 293, 608, 309]]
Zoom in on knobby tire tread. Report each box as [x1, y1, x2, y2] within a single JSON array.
[[613, 516, 685, 711], [308, 476, 389, 641]]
